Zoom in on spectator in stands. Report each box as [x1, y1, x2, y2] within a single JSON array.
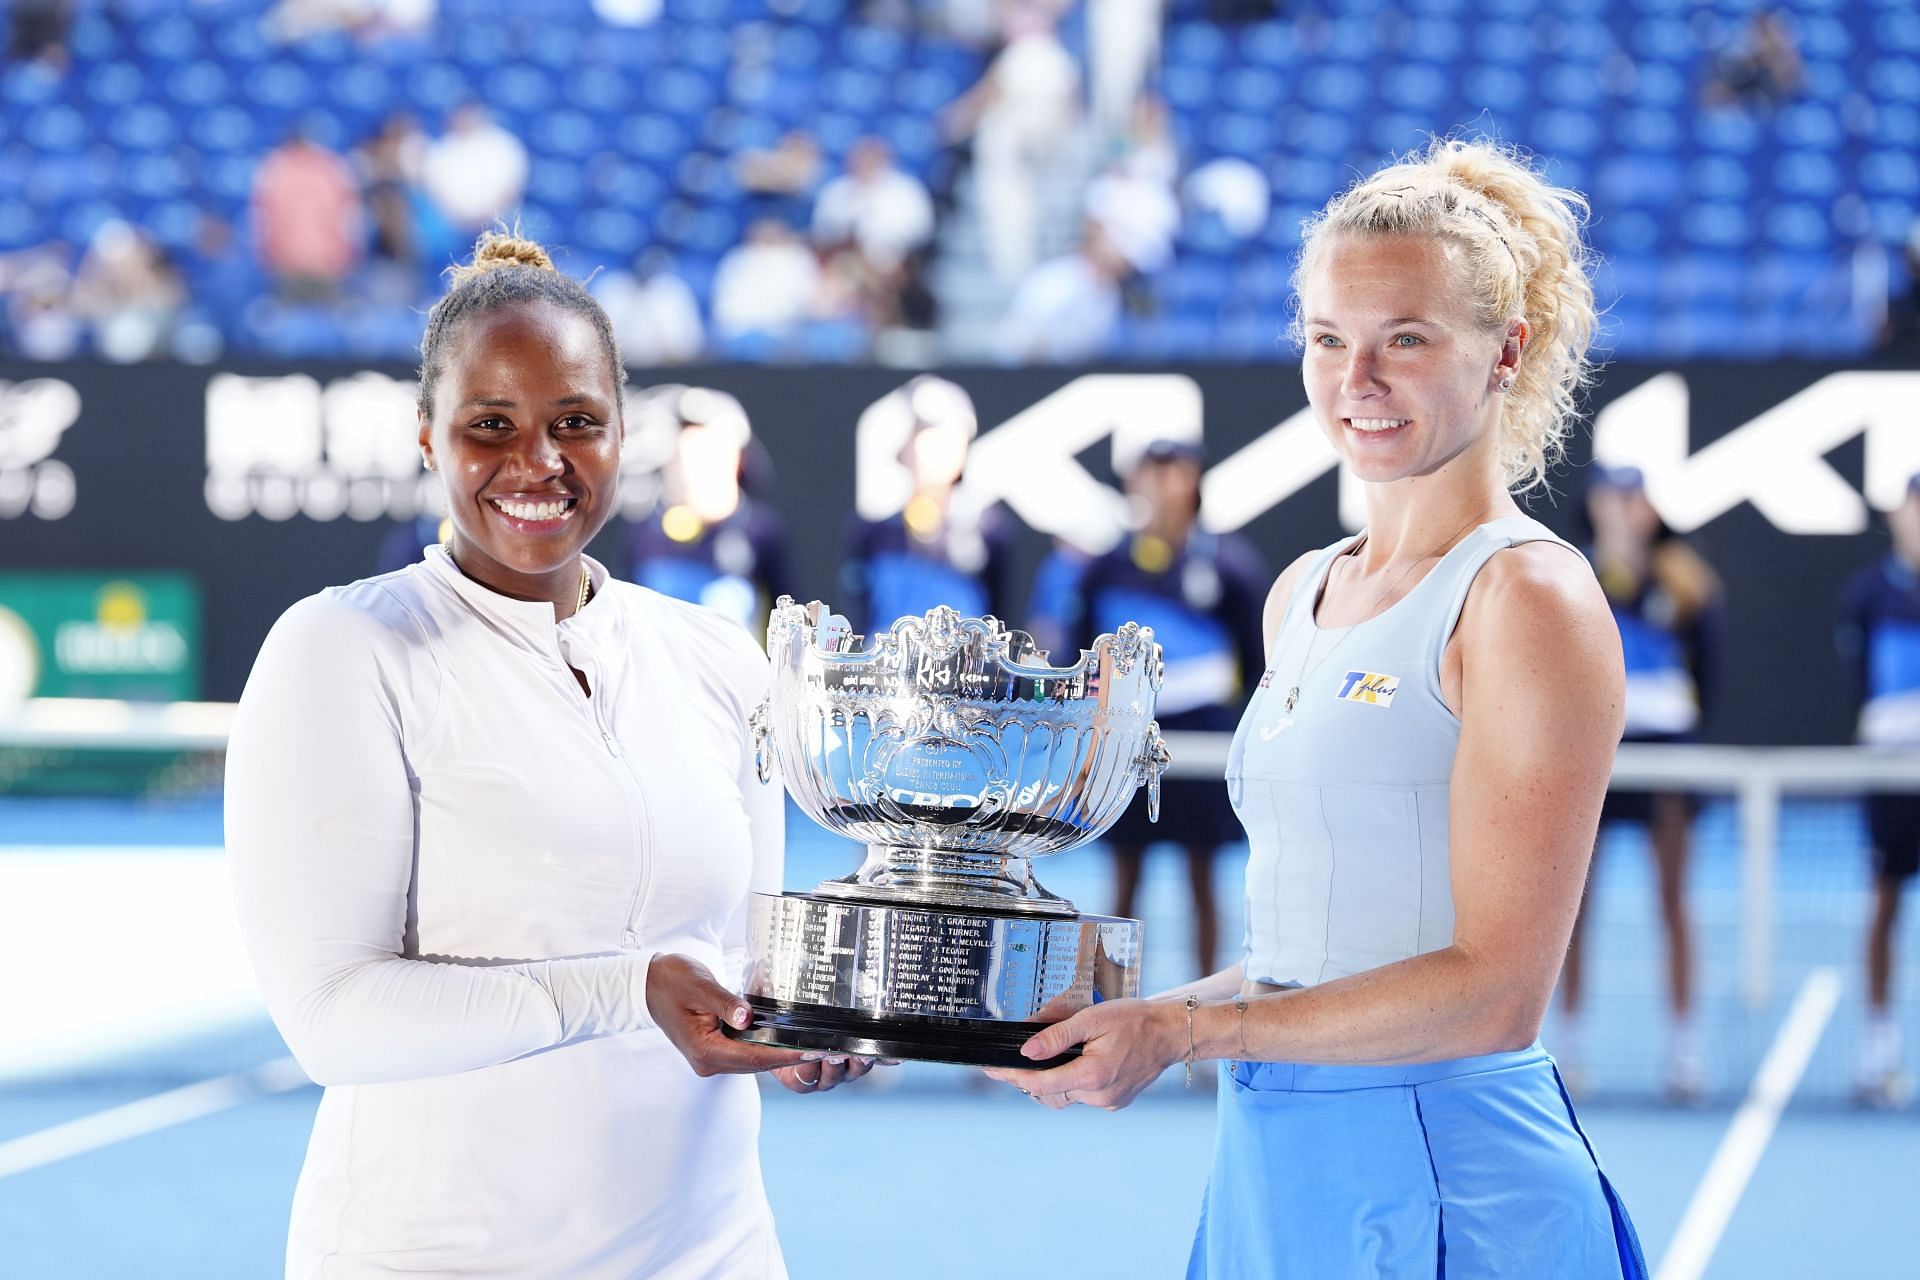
[[945, 5, 1081, 283], [628, 386, 793, 633], [1877, 219, 1920, 354], [355, 112, 450, 287], [1059, 438, 1267, 979], [0, 243, 82, 360], [871, 243, 941, 365], [9, 0, 70, 72], [70, 221, 186, 363], [421, 103, 529, 235], [839, 376, 1012, 633], [997, 220, 1128, 363], [594, 249, 705, 367], [252, 126, 366, 300], [1022, 535, 1094, 661], [1702, 9, 1803, 111], [1086, 149, 1180, 280], [1086, 0, 1163, 141], [1559, 464, 1725, 1102], [264, 0, 435, 44], [1185, 157, 1273, 244], [1837, 473, 1920, 1108], [812, 137, 936, 274], [734, 129, 824, 227], [710, 219, 821, 358], [375, 512, 451, 575]]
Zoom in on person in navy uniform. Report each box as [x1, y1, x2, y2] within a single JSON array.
[[376, 513, 452, 575], [1557, 463, 1725, 1100], [1055, 437, 1267, 978], [628, 385, 794, 635], [839, 376, 1012, 634], [1838, 471, 1920, 1107]]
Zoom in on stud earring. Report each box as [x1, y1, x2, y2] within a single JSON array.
[[1498, 376, 1515, 391]]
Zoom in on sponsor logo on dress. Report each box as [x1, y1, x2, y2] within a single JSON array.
[[1336, 671, 1400, 706]]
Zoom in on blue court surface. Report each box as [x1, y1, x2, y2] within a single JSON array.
[[2, 794, 1917, 1278]]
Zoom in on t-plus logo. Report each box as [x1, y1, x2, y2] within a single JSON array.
[[0, 378, 80, 520]]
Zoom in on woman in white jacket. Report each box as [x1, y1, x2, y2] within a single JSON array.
[[226, 231, 860, 1279]]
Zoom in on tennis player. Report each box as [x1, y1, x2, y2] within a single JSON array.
[[227, 232, 862, 1279], [988, 139, 1648, 1278]]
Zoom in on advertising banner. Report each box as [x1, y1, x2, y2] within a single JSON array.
[[0, 572, 200, 704], [2, 359, 1915, 745]]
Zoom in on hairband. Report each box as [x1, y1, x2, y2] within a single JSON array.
[[1375, 185, 1520, 269]]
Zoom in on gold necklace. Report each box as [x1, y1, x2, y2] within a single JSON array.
[[575, 565, 593, 613], [1283, 505, 1494, 713]]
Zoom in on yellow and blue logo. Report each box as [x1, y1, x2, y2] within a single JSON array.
[[1336, 671, 1400, 706]]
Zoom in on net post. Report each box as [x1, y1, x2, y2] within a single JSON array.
[[1738, 767, 1779, 1012]]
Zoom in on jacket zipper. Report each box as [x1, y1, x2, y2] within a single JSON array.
[[569, 645, 654, 950]]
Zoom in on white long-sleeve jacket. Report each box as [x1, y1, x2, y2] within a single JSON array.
[[226, 545, 787, 1279]]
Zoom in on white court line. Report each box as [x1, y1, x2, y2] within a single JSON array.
[[0, 1057, 310, 1180], [1653, 967, 1843, 1280]]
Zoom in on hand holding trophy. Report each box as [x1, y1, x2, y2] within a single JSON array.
[[725, 597, 1171, 1068]]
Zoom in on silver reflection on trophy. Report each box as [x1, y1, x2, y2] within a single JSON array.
[[732, 597, 1170, 1067]]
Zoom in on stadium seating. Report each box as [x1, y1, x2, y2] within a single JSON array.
[[0, 0, 1910, 360]]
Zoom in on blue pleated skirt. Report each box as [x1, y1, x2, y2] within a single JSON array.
[[1187, 1044, 1647, 1280]]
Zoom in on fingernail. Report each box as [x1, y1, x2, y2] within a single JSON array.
[[800, 1052, 827, 1061], [825, 1055, 847, 1065], [732, 1007, 750, 1028]]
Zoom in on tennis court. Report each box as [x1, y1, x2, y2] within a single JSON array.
[[2, 790, 1916, 1278]]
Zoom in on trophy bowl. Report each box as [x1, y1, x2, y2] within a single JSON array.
[[726, 597, 1170, 1068]]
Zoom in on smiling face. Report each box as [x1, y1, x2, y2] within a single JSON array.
[[417, 301, 623, 602], [1299, 234, 1522, 488]]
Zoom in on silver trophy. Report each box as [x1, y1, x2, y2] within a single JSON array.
[[726, 596, 1170, 1068]]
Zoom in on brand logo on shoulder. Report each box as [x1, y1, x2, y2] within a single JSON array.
[[1336, 671, 1400, 706]]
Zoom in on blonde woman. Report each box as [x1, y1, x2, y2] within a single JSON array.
[[989, 140, 1648, 1278], [227, 233, 863, 1279]]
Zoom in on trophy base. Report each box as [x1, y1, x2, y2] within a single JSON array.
[[727, 891, 1142, 1070], [727, 996, 1077, 1069]]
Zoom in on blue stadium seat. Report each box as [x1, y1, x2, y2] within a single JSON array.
[[1462, 67, 1531, 115], [530, 109, 599, 159], [84, 61, 145, 108], [1167, 24, 1229, 67], [1405, 18, 1465, 61], [1688, 155, 1752, 201], [1221, 68, 1284, 115], [134, 13, 202, 62], [1866, 148, 1920, 198], [0, 0, 1894, 364], [1765, 203, 1832, 252], [253, 302, 348, 359], [23, 104, 87, 152]]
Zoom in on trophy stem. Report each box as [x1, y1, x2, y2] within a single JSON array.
[[812, 845, 1078, 917]]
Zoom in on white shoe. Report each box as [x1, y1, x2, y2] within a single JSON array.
[[1664, 1052, 1708, 1106], [1853, 1067, 1913, 1110]]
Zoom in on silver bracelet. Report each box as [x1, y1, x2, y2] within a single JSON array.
[[1184, 993, 1200, 1088]]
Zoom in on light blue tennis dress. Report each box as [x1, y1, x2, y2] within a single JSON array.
[[1189, 515, 1648, 1280]]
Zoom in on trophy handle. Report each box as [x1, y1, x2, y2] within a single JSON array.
[[750, 700, 775, 784], [1141, 726, 1172, 823]]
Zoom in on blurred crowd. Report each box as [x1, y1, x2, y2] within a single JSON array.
[[5, 1, 1906, 366]]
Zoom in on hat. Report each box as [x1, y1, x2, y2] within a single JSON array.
[[1588, 462, 1646, 492], [1135, 437, 1207, 469]]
